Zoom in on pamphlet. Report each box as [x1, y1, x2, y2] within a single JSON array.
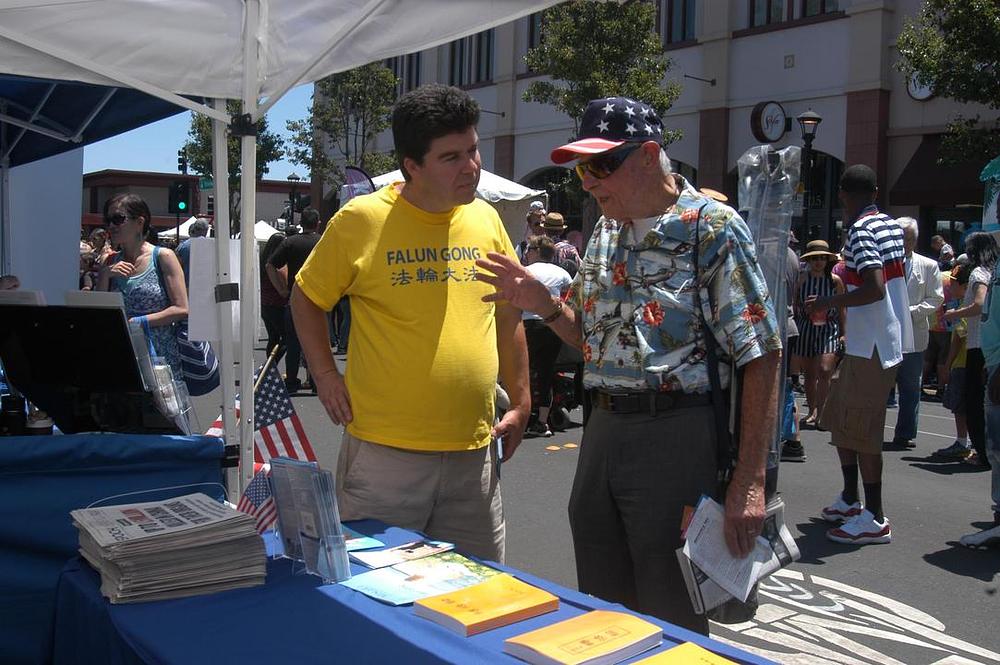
[[414, 573, 559, 636], [269, 457, 351, 583], [344, 525, 384, 552], [340, 551, 500, 605], [634, 642, 736, 664], [679, 496, 799, 607], [349, 539, 453, 569], [503, 610, 662, 665]]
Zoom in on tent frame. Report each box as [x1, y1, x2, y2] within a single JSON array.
[[0, 0, 563, 495]]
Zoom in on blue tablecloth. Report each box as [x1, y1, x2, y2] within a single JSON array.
[[0, 433, 225, 665], [52, 520, 772, 665]]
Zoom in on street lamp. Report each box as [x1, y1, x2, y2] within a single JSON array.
[[287, 172, 302, 227], [796, 109, 823, 241]]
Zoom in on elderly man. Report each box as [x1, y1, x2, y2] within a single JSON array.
[[174, 217, 210, 289], [476, 97, 781, 633], [891, 218, 943, 448]]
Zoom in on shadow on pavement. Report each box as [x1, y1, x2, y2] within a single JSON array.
[[923, 545, 1000, 583], [793, 518, 864, 564], [906, 459, 991, 475]]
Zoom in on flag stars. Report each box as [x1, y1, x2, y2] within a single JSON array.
[[625, 123, 637, 135], [644, 123, 653, 134], [597, 120, 610, 133], [601, 101, 615, 115], [623, 105, 636, 118]]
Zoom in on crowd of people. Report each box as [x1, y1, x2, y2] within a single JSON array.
[[35, 81, 996, 633]]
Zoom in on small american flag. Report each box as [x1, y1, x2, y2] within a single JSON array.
[[236, 465, 276, 534], [205, 363, 317, 464]]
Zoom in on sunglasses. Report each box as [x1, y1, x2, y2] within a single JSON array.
[[106, 213, 132, 226], [575, 143, 642, 180]]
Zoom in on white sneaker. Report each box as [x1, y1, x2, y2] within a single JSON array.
[[959, 525, 1000, 550], [821, 494, 863, 523], [827, 510, 892, 545]]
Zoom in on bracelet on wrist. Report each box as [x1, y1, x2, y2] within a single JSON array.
[[540, 299, 564, 324]]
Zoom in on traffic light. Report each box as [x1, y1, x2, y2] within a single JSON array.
[[206, 195, 215, 216], [177, 149, 187, 174], [168, 180, 191, 214]]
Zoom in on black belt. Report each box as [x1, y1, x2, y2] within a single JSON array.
[[590, 389, 712, 416]]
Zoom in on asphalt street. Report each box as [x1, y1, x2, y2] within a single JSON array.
[[195, 357, 1000, 664]]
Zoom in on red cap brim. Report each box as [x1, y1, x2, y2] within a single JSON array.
[[550, 137, 625, 164]]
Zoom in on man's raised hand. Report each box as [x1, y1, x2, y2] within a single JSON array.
[[474, 252, 552, 314]]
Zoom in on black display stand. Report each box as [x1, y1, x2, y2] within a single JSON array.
[[0, 304, 180, 434]]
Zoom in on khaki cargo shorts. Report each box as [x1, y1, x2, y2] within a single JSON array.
[[820, 350, 899, 454]]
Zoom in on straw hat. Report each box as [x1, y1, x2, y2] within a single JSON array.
[[799, 239, 837, 260], [541, 212, 567, 231]]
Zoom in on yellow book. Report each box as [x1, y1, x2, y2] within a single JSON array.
[[503, 609, 662, 665], [413, 573, 559, 636], [634, 642, 736, 664]]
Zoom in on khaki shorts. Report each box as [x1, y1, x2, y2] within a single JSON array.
[[820, 351, 899, 454], [335, 432, 505, 563]]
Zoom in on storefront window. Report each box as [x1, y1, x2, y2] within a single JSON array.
[[922, 206, 984, 256]]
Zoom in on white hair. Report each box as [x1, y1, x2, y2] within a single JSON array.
[[658, 149, 673, 176], [898, 216, 919, 238]]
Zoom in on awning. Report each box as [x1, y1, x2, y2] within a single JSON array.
[[890, 134, 985, 206], [0, 74, 186, 167]]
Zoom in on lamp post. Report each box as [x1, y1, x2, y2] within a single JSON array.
[[287, 172, 302, 227], [796, 109, 823, 241]]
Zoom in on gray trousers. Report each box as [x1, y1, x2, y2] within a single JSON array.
[[568, 402, 720, 634]]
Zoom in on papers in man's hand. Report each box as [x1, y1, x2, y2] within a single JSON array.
[[678, 496, 798, 613], [71, 493, 266, 603]]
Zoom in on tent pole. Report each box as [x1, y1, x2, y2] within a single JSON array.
[[238, 0, 260, 494], [211, 98, 240, 504]]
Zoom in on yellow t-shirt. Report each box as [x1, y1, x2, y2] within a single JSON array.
[[296, 183, 517, 451]]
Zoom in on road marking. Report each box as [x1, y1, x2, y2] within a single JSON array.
[[562, 443, 578, 449], [883, 425, 952, 439], [711, 568, 1000, 664], [544, 445, 561, 452]]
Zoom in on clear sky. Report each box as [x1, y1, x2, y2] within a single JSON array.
[[82, 84, 313, 182]]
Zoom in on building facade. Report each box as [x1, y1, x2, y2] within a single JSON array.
[[358, 0, 995, 251]]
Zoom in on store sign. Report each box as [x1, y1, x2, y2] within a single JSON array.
[[751, 101, 787, 143]]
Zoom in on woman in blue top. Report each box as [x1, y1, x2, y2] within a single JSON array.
[[98, 193, 188, 378]]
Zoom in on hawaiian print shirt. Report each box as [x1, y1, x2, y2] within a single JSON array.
[[567, 176, 782, 393]]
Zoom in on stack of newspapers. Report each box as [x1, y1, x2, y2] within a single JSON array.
[[71, 493, 266, 603]]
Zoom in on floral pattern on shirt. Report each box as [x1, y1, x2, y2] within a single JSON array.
[[566, 176, 782, 393]]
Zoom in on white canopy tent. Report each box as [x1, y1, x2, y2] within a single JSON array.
[[156, 216, 199, 240], [0, 0, 564, 493]]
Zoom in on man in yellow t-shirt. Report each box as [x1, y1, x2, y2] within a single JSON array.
[[291, 84, 530, 562]]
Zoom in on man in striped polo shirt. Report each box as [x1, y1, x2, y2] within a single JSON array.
[[805, 165, 913, 545]]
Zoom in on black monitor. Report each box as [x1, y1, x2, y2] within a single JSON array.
[[0, 304, 180, 434]]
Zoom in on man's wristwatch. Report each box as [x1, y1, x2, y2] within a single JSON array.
[[541, 297, 564, 324]]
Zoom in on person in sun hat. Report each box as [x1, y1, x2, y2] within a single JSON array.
[[538, 211, 581, 270], [474, 96, 782, 633], [792, 239, 845, 429]]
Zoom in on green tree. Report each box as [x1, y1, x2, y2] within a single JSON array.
[[523, 1, 682, 229], [182, 102, 285, 233], [896, 0, 1000, 165], [286, 62, 398, 188], [523, 1, 681, 141]]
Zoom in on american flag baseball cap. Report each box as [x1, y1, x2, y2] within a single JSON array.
[[551, 97, 664, 164]]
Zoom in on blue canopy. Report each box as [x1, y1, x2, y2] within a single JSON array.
[[0, 74, 187, 167]]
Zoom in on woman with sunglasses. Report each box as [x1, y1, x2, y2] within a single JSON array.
[[793, 239, 845, 428], [97, 193, 188, 378]]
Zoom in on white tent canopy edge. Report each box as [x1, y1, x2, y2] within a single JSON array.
[[0, 0, 565, 494]]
